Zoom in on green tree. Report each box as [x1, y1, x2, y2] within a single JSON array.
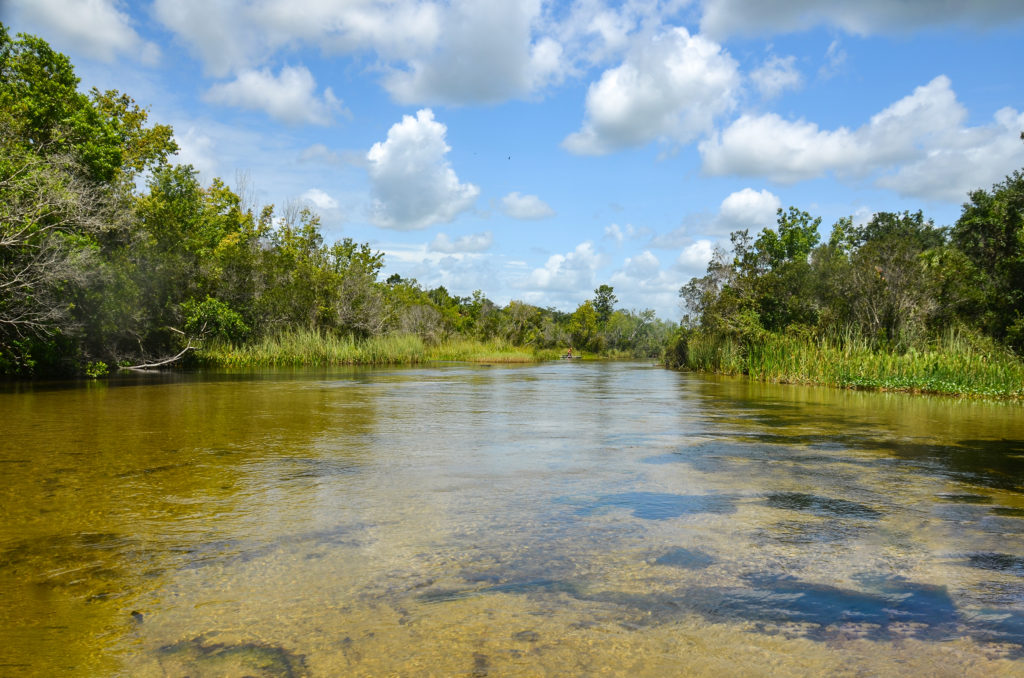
[[568, 300, 600, 352], [952, 170, 1024, 351], [593, 284, 617, 326], [0, 29, 174, 184], [500, 300, 541, 345], [0, 29, 174, 372], [818, 211, 951, 347]]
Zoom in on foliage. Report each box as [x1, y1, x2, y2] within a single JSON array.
[[676, 183, 1024, 397], [183, 296, 250, 343], [952, 170, 1024, 351], [83, 361, 108, 379], [0, 31, 670, 377], [568, 300, 601, 352], [593, 284, 617, 325]]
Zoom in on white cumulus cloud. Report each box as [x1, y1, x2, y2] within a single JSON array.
[[384, 0, 566, 104], [674, 239, 717, 287], [750, 55, 802, 99], [301, 188, 338, 210], [604, 223, 649, 245], [367, 109, 480, 230], [564, 26, 739, 155], [699, 0, 1024, 40], [606, 250, 684, 320], [172, 127, 218, 178], [622, 250, 661, 279], [204, 66, 344, 125], [716, 188, 781, 232], [501, 192, 556, 220], [526, 241, 602, 293], [429, 232, 494, 254], [153, 0, 440, 77], [699, 75, 1024, 199], [877, 106, 1024, 201], [10, 0, 160, 64], [651, 188, 780, 247]]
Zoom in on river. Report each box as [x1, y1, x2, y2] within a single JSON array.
[[2, 362, 1024, 676]]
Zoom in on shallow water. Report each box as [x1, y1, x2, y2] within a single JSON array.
[[2, 362, 1024, 676]]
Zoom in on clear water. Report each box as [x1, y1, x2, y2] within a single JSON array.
[[2, 362, 1024, 676]]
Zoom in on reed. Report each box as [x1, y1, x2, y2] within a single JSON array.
[[679, 328, 1024, 398], [424, 338, 555, 363], [196, 330, 557, 366]]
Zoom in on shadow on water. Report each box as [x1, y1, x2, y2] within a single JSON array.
[[418, 569, 1024, 654], [956, 552, 1024, 575], [652, 547, 715, 569], [574, 492, 736, 520], [764, 492, 882, 520], [722, 573, 958, 639], [643, 435, 1024, 493], [755, 518, 871, 546]]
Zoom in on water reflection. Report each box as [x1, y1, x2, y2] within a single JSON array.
[[2, 363, 1024, 676]]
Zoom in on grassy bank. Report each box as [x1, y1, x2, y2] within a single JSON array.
[[671, 329, 1024, 398], [195, 330, 562, 367]]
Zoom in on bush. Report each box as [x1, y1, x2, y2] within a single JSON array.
[[183, 296, 250, 343]]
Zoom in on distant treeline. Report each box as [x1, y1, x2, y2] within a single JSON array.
[[0, 29, 672, 377]]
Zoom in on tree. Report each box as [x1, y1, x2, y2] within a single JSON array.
[[952, 170, 1024, 351], [0, 132, 105, 354], [746, 207, 821, 272], [500, 300, 541, 345], [0, 29, 175, 372], [593, 284, 617, 326], [568, 300, 600, 351], [0, 29, 174, 184]]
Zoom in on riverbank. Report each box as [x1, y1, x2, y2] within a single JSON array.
[[194, 330, 564, 367], [666, 329, 1024, 399]]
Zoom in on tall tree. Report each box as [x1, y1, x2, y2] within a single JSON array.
[[0, 29, 174, 372], [952, 170, 1024, 350], [593, 284, 617, 326]]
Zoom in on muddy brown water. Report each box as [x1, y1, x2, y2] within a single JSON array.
[[2, 362, 1024, 676]]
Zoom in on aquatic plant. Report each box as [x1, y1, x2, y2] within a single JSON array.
[[673, 328, 1024, 399]]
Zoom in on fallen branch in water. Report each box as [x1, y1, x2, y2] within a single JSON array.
[[121, 342, 196, 370]]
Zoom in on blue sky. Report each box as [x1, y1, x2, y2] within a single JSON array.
[[5, 1, 1024, 320]]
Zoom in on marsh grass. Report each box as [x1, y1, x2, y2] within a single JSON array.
[[425, 338, 561, 363], [197, 330, 558, 366], [682, 328, 1024, 398]]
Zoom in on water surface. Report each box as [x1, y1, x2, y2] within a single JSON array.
[[2, 362, 1024, 676]]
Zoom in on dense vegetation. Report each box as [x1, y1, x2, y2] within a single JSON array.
[[4, 29, 1023, 396], [668, 176, 1024, 397], [0, 30, 672, 377]]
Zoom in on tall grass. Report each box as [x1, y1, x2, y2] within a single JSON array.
[[678, 327, 1024, 398], [424, 338, 560, 363], [196, 329, 559, 367]]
